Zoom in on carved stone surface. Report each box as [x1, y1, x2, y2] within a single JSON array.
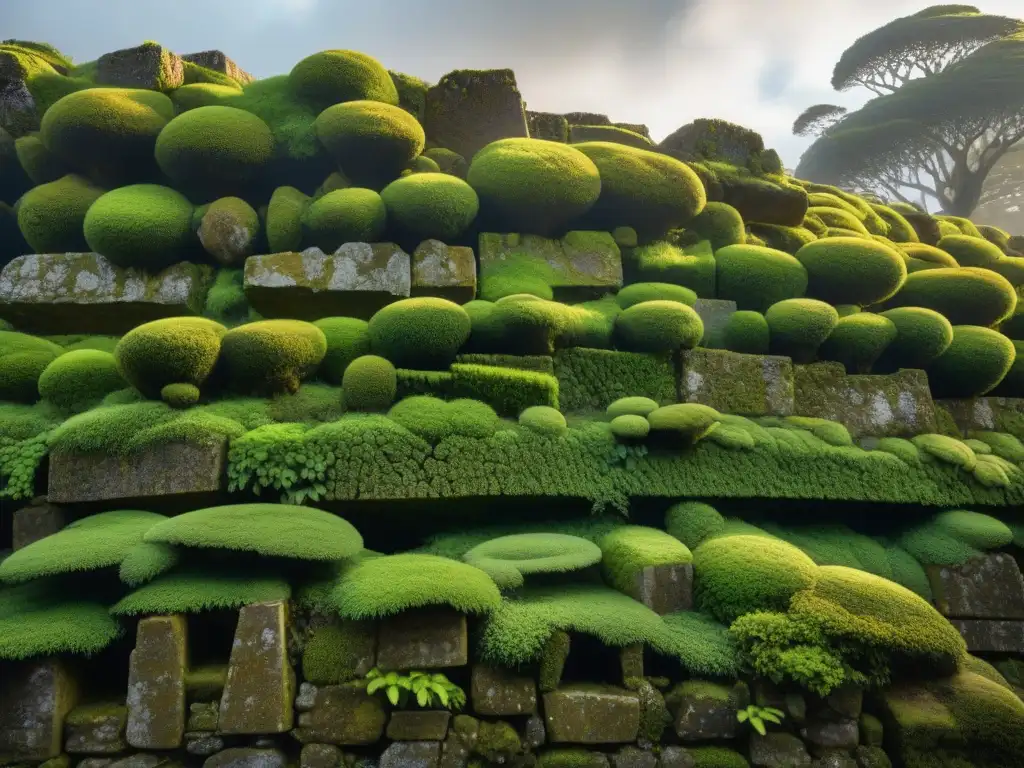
[[0, 659, 78, 762], [471, 664, 537, 716], [411, 240, 476, 303], [949, 619, 1024, 653], [126, 615, 187, 750], [219, 601, 294, 735], [626, 564, 693, 615], [680, 348, 793, 416], [377, 608, 468, 669], [929, 553, 1024, 619], [671, 681, 737, 742], [937, 396, 1024, 434], [48, 439, 227, 503], [543, 685, 640, 744]]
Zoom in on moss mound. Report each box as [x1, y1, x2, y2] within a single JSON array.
[[115, 317, 226, 400], [83, 184, 195, 269], [819, 313, 897, 373], [723, 310, 770, 354], [938, 234, 1004, 267], [388, 396, 498, 443], [314, 317, 370, 384], [197, 196, 259, 266], [0, 332, 63, 402], [573, 141, 706, 238], [38, 349, 124, 412], [342, 354, 397, 411], [765, 298, 839, 362], [220, 319, 328, 395], [155, 105, 274, 199], [314, 100, 425, 187], [887, 267, 1017, 327], [615, 282, 696, 309], [379, 172, 479, 242], [665, 501, 725, 550], [614, 300, 704, 353], [16, 173, 104, 253], [464, 533, 602, 589], [368, 297, 471, 369], [599, 526, 692, 593], [688, 201, 745, 250], [302, 188, 387, 250], [646, 403, 721, 444], [606, 396, 660, 418], [714, 244, 808, 312], [519, 405, 568, 436], [266, 186, 310, 253], [288, 50, 398, 110], [795, 237, 907, 306], [0, 582, 122, 661], [15, 134, 67, 185], [876, 307, 953, 370], [467, 138, 601, 235], [926, 325, 1016, 398]]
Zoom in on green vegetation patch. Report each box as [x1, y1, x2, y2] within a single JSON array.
[[464, 533, 602, 589], [314, 100, 424, 187], [369, 297, 471, 370], [388, 396, 499, 443], [0, 581, 122, 660], [16, 173, 104, 253], [714, 244, 808, 313], [38, 349, 125, 413], [112, 568, 292, 615], [599, 526, 692, 593]]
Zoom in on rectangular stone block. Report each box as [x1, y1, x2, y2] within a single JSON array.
[[0, 659, 78, 762], [626, 564, 693, 615], [96, 43, 184, 89], [219, 600, 294, 735], [680, 349, 793, 416], [937, 396, 1024, 434], [244, 244, 411, 320], [0, 253, 212, 334], [181, 51, 253, 84], [479, 232, 622, 302], [387, 711, 451, 741], [65, 704, 128, 754], [381, 741, 442, 768], [293, 683, 387, 745], [424, 68, 529, 160], [794, 364, 937, 437], [12, 501, 68, 550], [471, 664, 537, 716], [543, 685, 640, 744], [48, 439, 227, 503], [949, 619, 1024, 653], [929, 553, 1024, 620], [669, 681, 738, 742], [377, 608, 468, 670], [411, 240, 477, 303], [126, 615, 186, 749], [692, 298, 737, 350]]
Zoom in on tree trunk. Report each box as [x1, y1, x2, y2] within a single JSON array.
[[943, 166, 987, 217]]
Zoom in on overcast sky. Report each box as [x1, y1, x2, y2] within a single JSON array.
[[3, 0, 1021, 169]]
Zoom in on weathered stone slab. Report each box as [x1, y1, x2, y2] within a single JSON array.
[[48, 439, 227, 504], [65, 704, 127, 754], [853, 746, 891, 768], [377, 608, 468, 669], [929, 553, 1024, 619], [387, 711, 451, 741], [187, 702, 219, 732], [423, 69, 528, 160], [220, 600, 294, 735], [659, 119, 765, 168], [203, 748, 287, 768], [543, 685, 640, 744], [292, 683, 387, 745], [794, 364, 937, 437], [96, 43, 184, 90], [657, 746, 695, 768], [691, 299, 737, 350], [108, 755, 164, 768], [0, 253, 213, 334], [181, 51, 254, 84], [12, 500, 68, 550], [126, 615, 186, 749], [471, 664, 537, 716], [749, 732, 811, 768], [527, 111, 569, 142], [440, 714, 479, 768], [0, 659, 78, 762], [612, 746, 657, 768], [626, 564, 693, 615], [244, 245, 411, 320], [670, 681, 737, 742], [411, 240, 476, 303], [380, 741, 441, 768], [680, 349, 793, 416], [479, 232, 623, 302], [0, 56, 39, 137], [300, 744, 344, 768], [185, 732, 225, 756], [801, 718, 859, 752], [938, 396, 1024, 434], [949, 619, 1024, 653]]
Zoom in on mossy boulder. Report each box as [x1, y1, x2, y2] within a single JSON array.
[[14, 134, 68, 185], [938, 234, 1005, 268], [314, 317, 370, 384], [266, 186, 310, 254], [423, 147, 468, 179], [368, 297, 471, 369], [885, 267, 1017, 327], [38, 349, 124, 412], [723, 310, 770, 354], [219, 319, 328, 394], [467, 138, 601, 235], [689, 202, 745, 250], [900, 243, 959, 273], [714, 244, 807, 312], [342, 354, 397, 411], [17, 173, 104, 253], [83, 184, 196, 270], [288, 50, 398, 111], [614, 300, 704, 353], [380, 172, 479, 242], [0, 331, 63, 403], [818, 313, 897, 373], [926, 325, 1016, 398], [301, 188, 387, 251], [114, 316, 227, 400], [198, 197, 260, 267], [795, 237, 906, 306], [876, 307, 953, 371], [314, 100, 425, 188], [765, 298, 839, 363]]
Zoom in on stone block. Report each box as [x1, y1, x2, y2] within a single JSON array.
[[181, 51, 254, 84], [293, 683, 387, 745], [381, 741, 442, 768], [928, 553, 1024, 619], [814, 755, 858, 768], [657, 747, 695, 768], [108, 756, 164, 768], [48, 439, 227, 504], [126, 615, 186, 749], [423, 69, 528, 160], [670, 681, 738, 742], [936, 396, 1024, 434], [853, 746, 891, 768], [691, 299, 738, 350], [185, 732, 224, 756], [96, 43, 184, 90], [377, 608, 468, 669], [64, 704, 127, 754], [300, 744, 344, 768], [244, 245, 411, 320], [479, 232, 622, 302], [12, 501, 68, 550], [524, 716, 546, 749], [659, 119, 765, 168], [527, 111, 569, 143], [0, 659, 78, 762], [801, 719, 859, 751], [612, 746, 657, 768], [626, 564, 693, 615], [814, 684, 863, 722], [411, 240, 477, 303], [0, 253, 213, 334], [219, 601, 294, 735], [203, 748, 287, 768], [749, 732, 811, 768], [440, 715, 479, 768], [471, 664, 537, 716], [187, 702, 219, 732], [794, 364, 937, 438], [620, 645, 644, 682], [543, 684, 640, 744], [78, 760, 114, 768], [680, 349, 793, 416], [0, 60, 39, 137], [387, 711, 452, 741], [949, 619, 1024, 653]]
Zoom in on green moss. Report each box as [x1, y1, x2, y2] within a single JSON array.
[[450, 363, 558, 416], [220, 319, 327, 395], [818, 312, 897, 373], [932, 509, 1012, 550], [765, 298, 839, 363], [15, 133, 68, 184], [83, 184, 195, 269], [647, 403, 721, 445], [537, 749, 607, 768], [887, 267, 1017, 327], [266, 185, 309, 252], [115, 317, 226, 399], [808, 205, 870, 235], [689, 202, 745, 250], [627, 240, 717, 298], [37, 349, 124, 412], [600, 526, 692, 593], [368, 297, 470, 370], [689, 747, 749, 768], [539, 630, 571, 692], [380, 172, 479, 242], [119, 541, 179, 586], [289, 50, 398, 110], [301, 187, 387, 250], [203, 269, 251, 326], [342, 354, 397, 412], [311, 317, 370, 384], [795, 237, 907, 308], [224, 75, 322, 168], [875, 307, 953, 371], [665, 501, 726, 550], [464, 533, 602, 589], [926, 326, 1016, 398], [714, 244, 808, 312], [606, 396, 660, 418], [938, 234, 1003, 268], [16, 173, 104, 253], [614, 300, 704, 353], [568, 123, 653, 149], [388, 396, 498, 443], [112, 567, 292, 615], [723, 310, 770, 354], [615, 282, 696, 309], [610, 414, 650, 440], [519, 405, 568, 436], [302, 620, 374, 684]]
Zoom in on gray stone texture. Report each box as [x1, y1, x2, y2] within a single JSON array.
[[626, 564, 693, 615], [612, 746, 658, 768], [292, 683, 387, 745], [423, 69, 529, 160], [126, 615, 187, 750], [656, 747, 695, 768], [0, 253, 212, 334], [244, 244, 411, 320], [671, 682, 738, 742], [48, 439, 228, 504], [219, 600, 294, 735], [928, 553, 1024, 619], [96, 43, 184, 90], [377, 608, 468, 670], [0, 659, 78, 762], [203, 748, 287, 768], [680, 348, 794, 416], [749, 732, 812, 768], [471, 664, 538, 716], [187, 702, 219, 732], [949, 619, 1024, 653], [300, 744, 344, 768], [64, 704, 127, 754], [12, 501, 68, 550], [186, 733, 225, 756], [411, 240, 477, 303], [181, 50, 254, 84], [937, 396, 1024, 434], [801, 719, 859, 751], [692, 299, 738, 350], [380, 740, 442, 768], [387, 711, 452, 741], [543, 685, 641, 744]]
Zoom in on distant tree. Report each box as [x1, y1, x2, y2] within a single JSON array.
[[792, 105, 847, 138], [974, 141, 1024, 231], [794, 6, 1024, 216]]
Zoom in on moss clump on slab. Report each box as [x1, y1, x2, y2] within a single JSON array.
[[875, 307, 953, 371], [665, 501, 726, 550], [302, 187, 387, 250], [599, 525, 692, 593], [926, 325, 1016, 398], [266, 185, 309, 253], [388, 396, 498, 443], [0, 581, 122, 660], [886, 267, 1017, 328], [368, 297, 471, 370], [83, 184, 195, 270], [688, 201, 745, 250], [464, 532, 602, 588], [303, 620, 376, 684], [765, 298, 838, 363], [314, 317, 370, 384], [380, 172, 479, 242], [723, 310, 770, 354], [795, 237, 907, 306], [818, 312, 897, 373], [714, 244, 808, 312], [614, 300, 704, 353], [112, 568, 292, 615]]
